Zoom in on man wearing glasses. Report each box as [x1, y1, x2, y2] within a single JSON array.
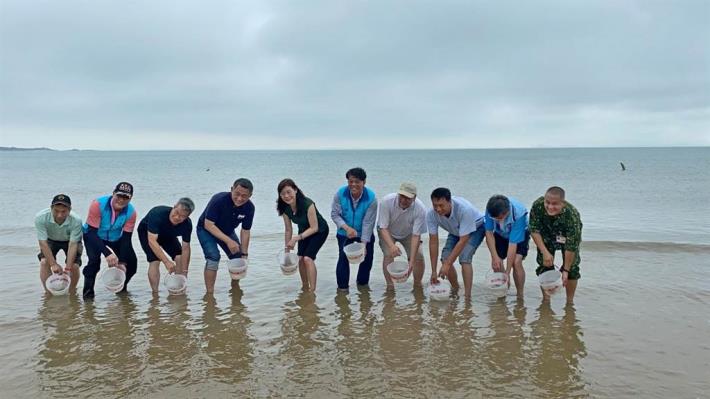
[[82, 182, 138, 299]]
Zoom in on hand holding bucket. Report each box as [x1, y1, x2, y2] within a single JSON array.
[[343, 242, 365, 265], [46, 272, 71, 296], [227, 258, 248, 280], [164, 272, 187, 295], [538, 267, 563, 295], [102, 262, 127, 293], [278, 249, 299, 276]]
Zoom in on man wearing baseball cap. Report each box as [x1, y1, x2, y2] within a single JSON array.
[[376, 182, 427, 289], [81, 182, 138, 299], [34, 194, 84, 293]]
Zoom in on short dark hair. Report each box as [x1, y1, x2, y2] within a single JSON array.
[[546, 186, 565, 199], [486, 195, 510, 218], [345, 167, 367, 181], [232, 178, 254, 193], [176, 197, 195, 213], [276, 178, 307, 216], [430, 187, 451, 202]]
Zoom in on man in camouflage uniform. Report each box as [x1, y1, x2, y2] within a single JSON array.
[[529, 186, 583, 304]]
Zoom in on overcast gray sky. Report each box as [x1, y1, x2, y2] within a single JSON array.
[[1, 1, 708, 150]]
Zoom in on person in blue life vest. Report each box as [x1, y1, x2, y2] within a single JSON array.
[[82, 182, 138, 299], [330, 167, 378, 291]]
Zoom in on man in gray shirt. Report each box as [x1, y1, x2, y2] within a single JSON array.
[[331, 167, 378, 290], [377, 182, 427, 289], [427, 187, 486, 299]]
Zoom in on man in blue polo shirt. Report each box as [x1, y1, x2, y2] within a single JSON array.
[[427, 187, 485, 299], [197, 178, 255, 294], [484, 195, 530, 297]]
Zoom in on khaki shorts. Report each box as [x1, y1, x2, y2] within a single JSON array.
[[377, 229, 424, 261]]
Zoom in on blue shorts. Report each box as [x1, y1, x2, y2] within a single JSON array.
[[196, 226, 242, 271], [440, 227, 486, 265]]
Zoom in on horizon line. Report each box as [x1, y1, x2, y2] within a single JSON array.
[[2, 144, 708, 152]]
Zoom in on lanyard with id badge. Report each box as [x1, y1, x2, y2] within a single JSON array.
[[556, 233, 567, 248]]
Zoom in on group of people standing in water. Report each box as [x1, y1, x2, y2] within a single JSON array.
[[35, 167, 583, 303]]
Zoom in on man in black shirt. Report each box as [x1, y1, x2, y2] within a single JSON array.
[[138, 198, 195, 293]]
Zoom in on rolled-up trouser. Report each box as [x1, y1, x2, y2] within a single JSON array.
[[82, 232, 138, 290], [336, 235, 375, 289], [196, 226, 241, 271]]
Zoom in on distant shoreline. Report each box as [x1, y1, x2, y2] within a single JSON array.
[[0, 146, 55, 152], [1, 146, 707, 152]]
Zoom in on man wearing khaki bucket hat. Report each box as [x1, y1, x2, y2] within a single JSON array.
[[377, 182, 427, 289]]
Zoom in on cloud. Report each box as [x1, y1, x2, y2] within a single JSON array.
[[1, 0, 708, 149]]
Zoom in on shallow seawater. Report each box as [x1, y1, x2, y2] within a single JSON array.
[[1, 148, 709, 398], [1, 240, 708, 398]]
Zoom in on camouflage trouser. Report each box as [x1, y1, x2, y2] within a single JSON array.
[[534, 240, 581, 280]]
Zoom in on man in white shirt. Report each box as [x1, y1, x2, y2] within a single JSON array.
[[427, 187, 486, 299], [377, 182, 427, 289]]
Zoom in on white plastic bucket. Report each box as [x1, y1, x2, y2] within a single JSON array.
[[278, 251, 299, 276], [46, 272, 70, 296], [538, 269, 562, 295], [102, 266, 126, 293], [486, 271, 509, 298], [164, 273, 187, 295], [386, 260, 409, 284], [429, 280, 451, 301], [343, 242, 365, 264], [227, 258, 248, 280]]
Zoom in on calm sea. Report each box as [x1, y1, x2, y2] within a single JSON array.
[[0, 147, 708, 398]]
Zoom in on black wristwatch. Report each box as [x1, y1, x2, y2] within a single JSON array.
[[241, 253, 248, 257], [561, 268, 570, 273]]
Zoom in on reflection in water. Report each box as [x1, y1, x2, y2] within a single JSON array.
[[333, 287, 385, 396], [424, 296, 480, 396], [142, 295, 198, 393], [277, 292, 328, 396], [197, 287, 254, 386], [37, 295, 83, 396], [529, 302, 588, 397], [481, 298, 528, 396], [377, 287, 427, 397], [37, 294, 143, 398], [33, 282, 589, 398], [280, 292, 323, 353]]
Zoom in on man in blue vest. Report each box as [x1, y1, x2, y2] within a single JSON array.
[[331, 167, 378, 290], [82, 182, 138, 299]]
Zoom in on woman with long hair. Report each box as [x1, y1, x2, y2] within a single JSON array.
[[277, 179, 330, 292]]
